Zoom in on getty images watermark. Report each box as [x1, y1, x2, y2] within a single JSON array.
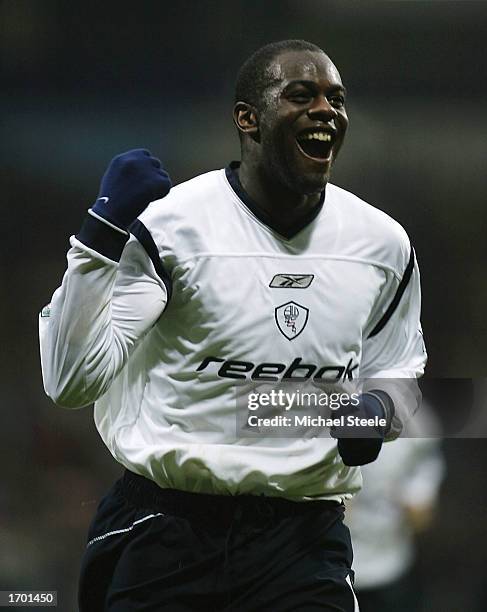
[[236, 381, 392, 438], [236, 379, 487, 438], [246, 389, 387, 430]]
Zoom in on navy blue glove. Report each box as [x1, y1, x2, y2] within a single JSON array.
[[331, 391, 393, 466], [91, 149, 172, 229]]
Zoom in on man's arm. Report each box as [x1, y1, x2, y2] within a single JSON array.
[[39, 150, 172, 408], [360, 248, 427, 439], [332, 247, 426, 466]]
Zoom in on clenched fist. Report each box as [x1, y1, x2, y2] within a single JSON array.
[[331, 392, 392, 466], [92, 149, 172, 229]]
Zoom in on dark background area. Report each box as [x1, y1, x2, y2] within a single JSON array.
[[1, 1, 486, 610]]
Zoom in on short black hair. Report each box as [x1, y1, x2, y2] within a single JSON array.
[[235, 40, 325, 109]]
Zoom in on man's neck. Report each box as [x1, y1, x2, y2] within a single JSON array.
[[237, 160, 324, 236]]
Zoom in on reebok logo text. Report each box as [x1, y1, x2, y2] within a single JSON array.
[[196, 356, 358, 382]]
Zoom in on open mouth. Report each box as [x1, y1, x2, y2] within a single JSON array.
[[296, 130, 334, 161]]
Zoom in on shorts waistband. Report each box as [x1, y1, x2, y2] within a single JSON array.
[[121, 470, 341, 525]]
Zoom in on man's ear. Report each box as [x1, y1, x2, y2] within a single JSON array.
[[233, 101, 259, 141]]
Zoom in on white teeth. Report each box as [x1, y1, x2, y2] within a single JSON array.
[[301, 132, 332, 142]]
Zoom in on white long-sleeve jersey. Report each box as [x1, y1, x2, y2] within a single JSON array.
[[39, 164, 426, 502]]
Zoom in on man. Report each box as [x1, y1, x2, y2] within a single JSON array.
[[39, 40, 426, 611]]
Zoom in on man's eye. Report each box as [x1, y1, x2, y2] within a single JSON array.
[[289, 92, 311, 103], [329, 95, 345, 108]]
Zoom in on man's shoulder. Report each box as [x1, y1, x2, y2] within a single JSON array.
[[328, 183, 408, 241], [141, 168, 226, 223], [136, 167, 236, 254], [327, 184, 412, 276], [169, 167, 226, 199]]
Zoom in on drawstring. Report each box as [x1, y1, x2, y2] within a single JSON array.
[[221, 497, 289, 607], [223, 503, 243, 606], [257, 495, 274, 524], [223, 503, 243, 570], [223, 497, 275, 569]]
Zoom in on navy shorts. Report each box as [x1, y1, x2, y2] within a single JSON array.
[[79, 471, 359, 611]]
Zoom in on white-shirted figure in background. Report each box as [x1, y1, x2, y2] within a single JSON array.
[[346, 411, 444, 612], [39, 39, 426, 611]]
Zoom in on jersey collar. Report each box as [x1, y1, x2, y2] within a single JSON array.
[[225, 161, 326, 240]]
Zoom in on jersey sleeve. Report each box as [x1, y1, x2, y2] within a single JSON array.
[[39, 219, 169, 409], [361, 248, 427, 439]]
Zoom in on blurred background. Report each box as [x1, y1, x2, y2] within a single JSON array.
[[1, 0, 486, 609]]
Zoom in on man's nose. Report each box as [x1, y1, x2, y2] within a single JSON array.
[[308, 95, 337, 122]]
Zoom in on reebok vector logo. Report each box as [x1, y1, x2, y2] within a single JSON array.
[[196, 356, 359, 382], [269, 274, 314, 288]]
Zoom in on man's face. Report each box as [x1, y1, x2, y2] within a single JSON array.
[[257, 50, 348, 195]]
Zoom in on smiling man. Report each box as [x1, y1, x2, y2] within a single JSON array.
[[39, 40, 426, 611], [235, 45, 348, 217]]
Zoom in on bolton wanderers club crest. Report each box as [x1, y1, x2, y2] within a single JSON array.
[[275, 301, 309, 340]]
